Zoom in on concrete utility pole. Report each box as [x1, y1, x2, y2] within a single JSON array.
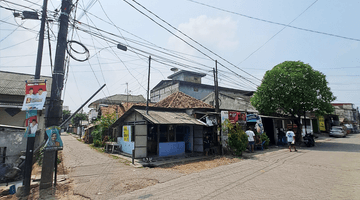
[[23, 0, 48, 196], [146, 56, 151, 114], [40, 0, 73, 189], [213, 60, 222, 155]]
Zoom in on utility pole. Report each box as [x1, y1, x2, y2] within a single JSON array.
[[213, 60, 222, 155], [126, 82, 129, 109], [23, 0, 48, 196], [40, 0, 73, 189], [146, 56, 151, 114]]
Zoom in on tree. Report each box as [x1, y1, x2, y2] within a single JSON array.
[[62, 110, 71, 123], [251, 61, 336, 138], [71, 113, 88, 127]]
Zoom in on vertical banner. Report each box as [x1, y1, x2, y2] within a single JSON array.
[[123, 126, 129, 142], [22, 80, 47, 111], [24, 110, 38, 137], [318, 116, 326, 131], [45, 126, 63, 150]]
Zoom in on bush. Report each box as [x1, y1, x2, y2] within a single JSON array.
[[260, 132, 270, 148], [223, 119, 248, 156]]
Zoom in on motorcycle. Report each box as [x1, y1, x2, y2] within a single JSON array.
[[302, 132, 315, 147]]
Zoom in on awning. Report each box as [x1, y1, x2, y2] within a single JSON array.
[[135, 109, 206, 126]]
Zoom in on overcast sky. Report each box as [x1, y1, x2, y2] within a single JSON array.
[[1, 0, 359, 112]]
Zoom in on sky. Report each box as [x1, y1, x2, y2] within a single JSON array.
[[1, 0, 359, 113]]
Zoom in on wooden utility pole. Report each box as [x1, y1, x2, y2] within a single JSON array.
[[23, 0, 48, 196], [40, 0, 73, 189]]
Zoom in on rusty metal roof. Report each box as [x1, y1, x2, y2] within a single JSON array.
[[134, 109, 206, 125]]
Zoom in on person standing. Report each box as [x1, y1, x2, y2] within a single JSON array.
[[286, 129, 297, 152], [245, 127, 255, 153]]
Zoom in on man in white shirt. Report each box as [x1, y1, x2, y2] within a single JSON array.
[[245, 127, 255, 153], [286, 129, 297, 152]]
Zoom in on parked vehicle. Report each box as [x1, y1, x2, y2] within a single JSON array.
[[329, 126, 347, 137], [344, 124, 354, 134], [352, 124, 359, 133], [302, 130, 315, 147]]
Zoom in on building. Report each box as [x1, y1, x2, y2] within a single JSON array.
[[110, 106, 208, 158], [0, 71, 52, 182], [332, 103, 358, 124], [150, 70, 254, 103]]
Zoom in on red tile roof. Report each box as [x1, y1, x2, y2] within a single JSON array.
[[154, 92, 214, 109]]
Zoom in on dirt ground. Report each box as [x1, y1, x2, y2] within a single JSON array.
[[1, 153, 242, 200], [159, 156, 242, 174]]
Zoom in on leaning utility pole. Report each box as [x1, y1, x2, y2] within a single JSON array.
[[23, 0, 48, 196], [40, 0, 73, 189]]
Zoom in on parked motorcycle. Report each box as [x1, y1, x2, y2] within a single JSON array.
[[302, 132, 315, 147]]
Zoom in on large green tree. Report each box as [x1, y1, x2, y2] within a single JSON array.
[[251, 61, 336, 136]]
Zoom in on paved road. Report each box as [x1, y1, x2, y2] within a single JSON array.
[[114, 134, 360, 200], [61, 134, 183, 200]]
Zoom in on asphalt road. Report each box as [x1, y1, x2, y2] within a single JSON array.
[[114, 134, 360, 200]]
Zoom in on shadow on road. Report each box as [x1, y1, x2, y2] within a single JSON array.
[[311, 134, 360, 153]]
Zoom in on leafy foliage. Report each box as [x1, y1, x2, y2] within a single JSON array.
[[222, 119, 248, 156], [251, 61, 336, 117], [62, 110, 71, 123], [91, 113, 117, 146], [71, 113, 88, 127], [260, 132, 270, 148]]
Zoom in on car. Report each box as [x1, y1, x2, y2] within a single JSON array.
[[329, 126, 347, 137]]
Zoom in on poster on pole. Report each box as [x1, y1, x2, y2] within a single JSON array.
[[21, 80, 47, 111], [24, 110, 38, 138], [44, 126, 63, 150], [318, 116, 326, 131]]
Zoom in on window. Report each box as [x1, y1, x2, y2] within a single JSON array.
[[131, 126, 135, 142], [168, 125, 175, 142], [176, 126, 185, 142]]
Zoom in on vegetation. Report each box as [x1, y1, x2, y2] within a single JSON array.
[[260, 132, 270, 148], [251, 61, 336, 138], [71, 113, 88, 127], [62, 110, 71, 124], [222, 119, 248, 156], [91, 113, 117, 146]]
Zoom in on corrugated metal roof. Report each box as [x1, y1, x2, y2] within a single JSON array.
[[135, 109, 205, 125], [0, 71, 52, 96], [88, 94, 146, 108]]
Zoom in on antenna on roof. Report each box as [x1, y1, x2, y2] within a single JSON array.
[[170, 67, 178, 73]]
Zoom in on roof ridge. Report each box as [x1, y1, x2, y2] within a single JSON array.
[[168, 92, 180, 108]]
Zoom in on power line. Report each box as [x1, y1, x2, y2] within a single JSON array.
[[124, 0, 260, 86], [186, 0, 360, 42], [236, 0, 318, 66]]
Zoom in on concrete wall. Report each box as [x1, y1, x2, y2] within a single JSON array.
[[0, 127, 26, 165], [179, 85, 212, 100], [159, 142, 185, 157], [134, 125, 147, 158], [0, 108, 26, 127], [150, 83, 179, 102]]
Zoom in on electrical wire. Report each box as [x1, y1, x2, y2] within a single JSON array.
[[237, 0, 318, 66], [186, 0, 360, 42], [123, 0, 260, 87]]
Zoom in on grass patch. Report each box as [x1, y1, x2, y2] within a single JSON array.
[[89, 144, 105, 153]]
